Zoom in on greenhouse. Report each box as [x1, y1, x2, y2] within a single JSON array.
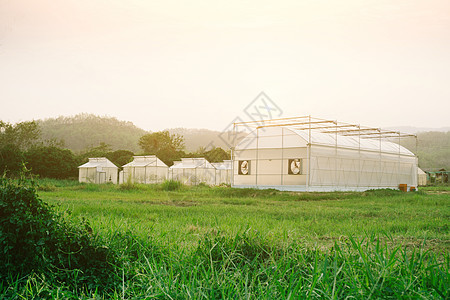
[[417, 168, 427, 186], [212, 160, 232, 185], [78, 157, 118, 184], [169, 158, 216, 185], [232, 116, 418, 192], [121, 155, 168, 184]]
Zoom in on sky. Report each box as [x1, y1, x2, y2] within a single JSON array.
[[0, 0, 449, 131]]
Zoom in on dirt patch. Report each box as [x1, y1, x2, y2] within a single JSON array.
[[425, 191, 450, 195], [135, 200, 199, 207], [161, 200, 198, 207]]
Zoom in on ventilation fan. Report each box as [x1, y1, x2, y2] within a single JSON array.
[[238, 160, 250, 175], [288, 159, 302, 175]]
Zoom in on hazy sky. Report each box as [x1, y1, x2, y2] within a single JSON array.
[[1, 0, 449, 131]]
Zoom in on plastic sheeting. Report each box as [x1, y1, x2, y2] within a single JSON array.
[[78, 158, 118, 184], [122, 155, 168, 184], [233, 126, 418, 191], [169, 158, 216, 185], [212, 160, 232, 185]]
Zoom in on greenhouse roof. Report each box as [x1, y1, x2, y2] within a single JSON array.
[[78, 157, 118, 169], [234, 116, 416, 156], [212, 160, 232, 170], [122, 155, 167, 168], [292, 129, 414, 155], [170, 158, 215, 169]]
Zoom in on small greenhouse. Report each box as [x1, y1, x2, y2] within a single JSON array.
[[121, 155, 168, 184], [212, 160, 232, 185], [169, 158, 216, 185], [78, 157, 118, 184], [417, 168, 427, 186], [232, 116, 418, 192]]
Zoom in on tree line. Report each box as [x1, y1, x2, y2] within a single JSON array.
[[0, 121, 229, 179]]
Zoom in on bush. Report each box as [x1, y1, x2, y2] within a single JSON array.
[[0, 178, 117, 290], [25, 146, 78, 179], [161, 180, 183, 191], [0, 144, 24, 176]]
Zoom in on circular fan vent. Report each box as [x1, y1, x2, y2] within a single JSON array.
[[289, 159, 301, 175], [239, 160, 249, 175]]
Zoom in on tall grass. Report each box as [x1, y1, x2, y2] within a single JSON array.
[[2, 230, 448, 299]]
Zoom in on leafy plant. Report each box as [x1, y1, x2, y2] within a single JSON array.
[[161, 179, 183, 191], [0, 177, 117, 290]]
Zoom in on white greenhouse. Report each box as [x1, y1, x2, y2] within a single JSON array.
[[417, 168, 427, 186], [212, 160, 232, 185], [78, 157, 118, 184], [169, 158, 216, 185], [232, 116, 418, 192], [121, 155, 168, 184]]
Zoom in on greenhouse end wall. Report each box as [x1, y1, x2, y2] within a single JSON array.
[[123, 166, 168, 184]]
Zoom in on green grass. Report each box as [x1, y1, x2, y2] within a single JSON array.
[[2, 179, 449, 298], [38, 182, 449, 250]]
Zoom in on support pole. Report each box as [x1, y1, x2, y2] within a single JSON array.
[[307, 115, 312, 191]]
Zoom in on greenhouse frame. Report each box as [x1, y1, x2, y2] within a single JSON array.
[[169, 158, 216, 185], [121, 155, 168, 184], [212, 160, 232, 185], [78, 157, 118, 184], [232, 116, 418, 192]]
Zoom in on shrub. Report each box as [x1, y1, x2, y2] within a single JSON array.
[[0, 178, 117, 290], [161, 180, 183, 191], [24, 146, 78, 179]]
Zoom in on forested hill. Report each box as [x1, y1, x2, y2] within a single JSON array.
[[401, 131, 450, 171], [38, 114, 147, 153], [37, 114, 229, 153]]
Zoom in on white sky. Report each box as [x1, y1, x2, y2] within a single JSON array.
[[0, 0, 449, 131]]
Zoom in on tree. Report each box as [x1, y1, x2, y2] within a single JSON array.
[[25, 146, 78, 179], [106, 150, 134, 168], [0, 121, 41, 151], [0, 144, 24, 175], [0, 121, 41, 176], [138, 131, 185, 165], [204, 147, 230, 163], [77, 142, 113, 165]]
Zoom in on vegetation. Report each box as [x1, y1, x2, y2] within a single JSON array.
[[0, 178, 117, 294], [401, 131, 450, 170], [38, 114, 146, 152], [25, 146, 78, 179], [1, 179, 447, 298], [138, 131, 185, 165], [0, 121, 41, 175]]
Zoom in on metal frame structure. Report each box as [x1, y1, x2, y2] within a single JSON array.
[[231, 116, 418, 191]]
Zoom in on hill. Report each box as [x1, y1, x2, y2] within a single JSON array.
[[38, 114, 147, 153], [37, 114, 232, 153], [400, 131, 450, 171]]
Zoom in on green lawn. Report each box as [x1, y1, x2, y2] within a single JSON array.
[[3, 179, 448, 299], [39, 181, 450, 251]]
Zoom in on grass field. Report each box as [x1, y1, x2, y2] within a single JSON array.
[[2, 179, 449, 299]]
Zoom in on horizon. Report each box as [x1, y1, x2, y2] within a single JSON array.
[[1, 0, 449, 131], [23, 113, 450, 134]]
